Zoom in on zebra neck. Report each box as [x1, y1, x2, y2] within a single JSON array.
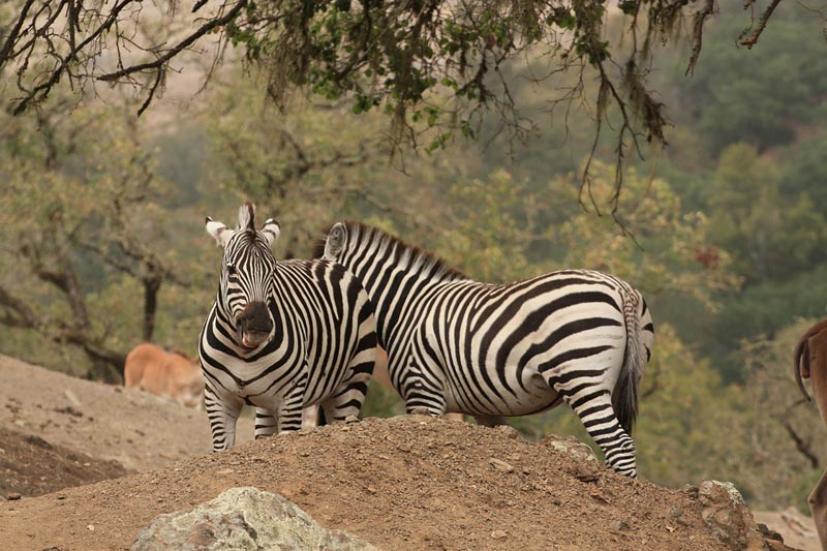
[[357, 264, 455, 352]]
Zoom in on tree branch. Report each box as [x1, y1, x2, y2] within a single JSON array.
[[740, 0, 785, 48]]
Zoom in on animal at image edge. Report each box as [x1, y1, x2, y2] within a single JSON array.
[[124, 343, 204, 408], [199, 204, 378, 451], [794, 320, 827, 550], [318, 221, 654, 477]]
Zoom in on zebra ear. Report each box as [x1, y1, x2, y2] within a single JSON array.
[[324, 222, 347, 259], [205, 216, 234, 248], [261, 218, 281, 247]]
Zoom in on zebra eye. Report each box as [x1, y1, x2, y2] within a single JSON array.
[[226, 263, 237, 276]]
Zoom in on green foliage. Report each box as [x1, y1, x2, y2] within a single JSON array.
[[708, 144, 827, 283], [674, 10, 827, 155]]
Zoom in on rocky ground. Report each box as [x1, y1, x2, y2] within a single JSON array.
[[0, 354, 817, 550]]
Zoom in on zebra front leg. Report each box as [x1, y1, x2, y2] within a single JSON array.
[[254, 408, 278, 439], [204, 385, 243, 451], [549, 379, 637, 477], [276, 380, 307, 433]]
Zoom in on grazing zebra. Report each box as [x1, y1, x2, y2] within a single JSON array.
[[317, 222, 654, 477], [198, 204, 378, 451]]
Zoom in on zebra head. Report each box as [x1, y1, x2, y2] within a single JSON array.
[[205, 203, 281, 349]]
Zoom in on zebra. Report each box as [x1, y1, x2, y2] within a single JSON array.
[[316, 221, 654, 477], [198, 204, 378, 451]]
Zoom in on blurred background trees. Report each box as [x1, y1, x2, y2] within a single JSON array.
[[1, 0, 826, 513]]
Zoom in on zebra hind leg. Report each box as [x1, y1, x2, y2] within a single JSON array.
[[551, 381, 637, 477], [320, 367, 374, 423], [254, 408, 278, 439], [401, 354, 447, 417]]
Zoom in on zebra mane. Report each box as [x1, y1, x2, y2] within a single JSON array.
[[313, 221, 467, 280], [238, 202, 256, 235]]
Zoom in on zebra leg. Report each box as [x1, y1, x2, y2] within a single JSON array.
[[204, 384, 243, 452], [401, 337, 448, 416], [549, 379, 637, 477], [254, 408, 278, 439], [320, 366, 373, 423], [276, 382, 306, 433], [301, 405, 320, 428], [402, 363, 447, 417]]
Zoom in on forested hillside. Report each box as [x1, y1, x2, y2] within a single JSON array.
[[1, 3, 825, 512]]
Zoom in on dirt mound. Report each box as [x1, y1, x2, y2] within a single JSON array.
[[0, 426, 126, 499], [0, 415, 776, 551], [0, 354, 251, 472]]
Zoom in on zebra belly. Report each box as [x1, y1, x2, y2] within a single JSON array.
[[443, 370, 559, 417]]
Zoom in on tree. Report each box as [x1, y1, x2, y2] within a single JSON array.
[[0, 95, 192, 382], [0, 0, 802, 208], [672, 9, 827, 155]]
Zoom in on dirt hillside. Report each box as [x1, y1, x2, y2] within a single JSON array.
[[0, 427, 126, 498], [0, 355, 808, 550], [0, 354, 251, 472], [0, 415, 774, 551]]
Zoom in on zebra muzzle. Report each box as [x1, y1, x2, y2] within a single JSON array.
[[237, 301, 273, 348]]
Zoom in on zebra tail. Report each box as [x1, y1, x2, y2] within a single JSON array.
[[613, 287, 646, 435]]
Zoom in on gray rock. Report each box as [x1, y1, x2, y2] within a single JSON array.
[[545, 435, 598, 463], [131, 487, 377, 551], [698, 480, 764, 551]]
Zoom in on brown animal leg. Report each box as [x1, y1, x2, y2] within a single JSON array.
[[810, 469, 827, 551]]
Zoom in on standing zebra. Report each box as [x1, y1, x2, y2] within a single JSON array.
[[317, 222, 654, 477], [199, 204, 378, 451]]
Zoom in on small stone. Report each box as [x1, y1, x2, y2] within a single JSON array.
[[489, 458, 514, 473], [7, 492, 21, 500], [590, 491, 609, 504], [64, 389, 82, 408], [216, 468, 234, 475], [491, 530, 507, 540], [681, 484, 699, 498], [572, 466, 600, 483], [611, 520, 630, 532], [497, 425, 520, 439], [87, 524, 95, 532], [366, 486, 377, 494]]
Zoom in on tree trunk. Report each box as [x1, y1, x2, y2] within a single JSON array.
[[143, 277, 161, 342]]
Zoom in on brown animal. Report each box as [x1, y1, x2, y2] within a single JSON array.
[[124, 343, 204, 408], [794, 320, 827, 550]]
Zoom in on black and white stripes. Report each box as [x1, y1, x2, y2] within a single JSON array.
[[198, 204, 378, 451], [318, 221, 654, 477]]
